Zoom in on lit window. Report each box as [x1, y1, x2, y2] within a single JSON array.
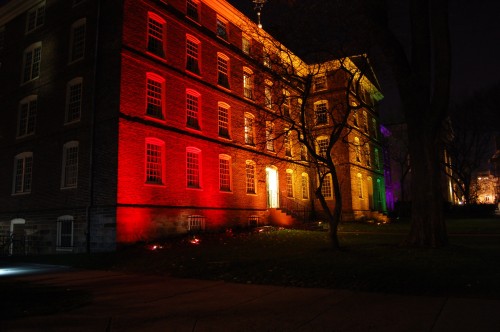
[[244, 113, 255, 146], [216, 17, 228, 40], [69, 18, 86, 63], [321, 173, 333, 199], [354, 137, 361, 163], [263, 49, 270, 68], [243, 67, 253, 99], [186, 35, 200, 74], [219, 155, 231, 192], [13, 152, 33, 194], [314, 75, 327, 91], [357, 173, 363, 198], [246, 161, 256, 194], [352, 110, 359, 127], [17, 95, 37, 137], [365, 144, 371, 166], [317, 136, 329, 159], [363, 111, 369, 133], [22, 42, 42, 83], [186, 147, 201, 188], [300, 144, 308, 161], [242, 35, 250, 54], [186, 90, 200, 130], [218, 102, 230, 139], [61, 141, 78, 188], [286, 170, 294, 197], [186, 0, 199, 22], [266, 121, 274, 151], [145, 139, 164, 184], [26, 2, 45, 34], [66, 77, 83, 123], [315, 100, 328, 125], [372, 118, 378, 139], [146, 73, 164, 119], [265, 82, 272, 109], [57, 216, 73, 249], [301, 173, 309, 199], [147, 13, 166, 57], [217, 53, 230, 89]]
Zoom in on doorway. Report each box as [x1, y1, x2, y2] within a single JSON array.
[[266, 167, 279, 208]]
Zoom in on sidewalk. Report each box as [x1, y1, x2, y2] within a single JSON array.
[[1, 265, 500, 331]]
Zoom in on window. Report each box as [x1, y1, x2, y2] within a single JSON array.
[[374, 148, 380, 169], [353, 110, 359, 127], [218, 102, 230, 138], [61, 141, 79, 188], [186, 147, 201, 188], [186, 35, 200, 74], [282, 89, 291, 117], [363, 111, 369, 133], [26, 2, 45, 33], [17, 95, 37, 137], [372, 118, 378, 139], [13, 152, 33, 194], [243, 67, 253, 99], [301, 173, 309, 199], [186, 0, 199, 22], [57, 216, 73, 249], [188, 215, 205, 231], [300, 144, 308, 161], [145, 139, 164, 184], [357, 173, 363, 198], [315, 101, 328, 125], [146, 73, 165, 119], [365, 144, 371, 166], [216, 17, 228, 40], [219, 155, 231, 192], [217, 53, 230, 89], [242, 35, 250, 54], [186, 90, 200, 130], [284, 130, 292, 157], [246, 161, 256, 194], [265, 82, 273, 109], [66, 77, 83, 123], [244, 113, 255, 145], [321, 173, 333, 199], [147, 13, 166, 57], [286, 170, 294, 197], [266, 121, 274, 151], [317, 136, 329, 159], [263, 49, 270, 68], [354, 137, 361, 163], [69, 18, 86, 63], [22, 42, 42, 83], [314, 75, 327, 91]]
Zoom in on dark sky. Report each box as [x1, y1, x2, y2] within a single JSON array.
[[227, 0, 500, 123]]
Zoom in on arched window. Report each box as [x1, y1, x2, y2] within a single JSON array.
[[146, 72, 165, 120], [314, 100, 328, 125], [65, 77, 83, 123], [61, 141, 79, 188], [13, 152, 33, 194], [57, 215, 74, 249], [219, 154, 232, 192], [301, 173, 309, 199], [17, 95, 37, 137], [147, 12, 166, 57], [244, 113, 255, 146], [357, 173, 363, 198], [243, 67, 253, 99], [145, 138, 165, 185], [186, 34, 201, 74], [286, 169, 294, 197], [218, 102, 230, 138], [245, 160, 256, 194], [186, 89, 201, 130], [217, 52, 230, 89], [186, 147, 201, 188]]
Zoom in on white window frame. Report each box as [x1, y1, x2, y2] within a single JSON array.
[[186, 147, 201, 189], [12, 152, 33, 194], [22, 42, 42, 84], [56, 215, 74, 250], [147, 12, 166, 57], [314, 100, 328, 125], [216, 16, 228, 41], [17, 95, 37, 138], [69, 18, 86, 63], [186, 89, 201, 130], [186, 35, 201, 75], [321, 173, 333, 199], [146, 73, 165, 120], [217, 53, 230, 89], [219, 154, 232, 192], [246, 160, 256, 194], [242, 35, 250, 54], [317, 136, 329, 159], [65, 77, 83, 123], [301, 173, 309, 199], [243, 67, 253, 99], [61, 141, 79, 189], [286, 169, 294, 198], [244, 113, 255, 146], [218, 102, 230, 139], [145, 138, 165, 185], [266, 121, 274, 152], [26, 2, 45, 34]]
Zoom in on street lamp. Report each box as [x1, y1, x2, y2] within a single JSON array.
[[252, 0, 267, 28]]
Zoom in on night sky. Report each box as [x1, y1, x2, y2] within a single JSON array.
[[227, 0, 500, 124]]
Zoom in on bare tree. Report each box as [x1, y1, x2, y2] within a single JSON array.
[[244, 26, 383, 249]]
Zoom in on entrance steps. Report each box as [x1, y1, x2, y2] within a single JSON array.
[[268, 208, 297, 227]]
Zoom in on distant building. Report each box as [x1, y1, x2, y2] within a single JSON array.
[[0, 0, 386, 254]]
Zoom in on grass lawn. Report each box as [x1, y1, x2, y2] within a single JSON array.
[[4, 217, 500, 299]]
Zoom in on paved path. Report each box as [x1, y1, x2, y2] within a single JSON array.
[[1, 264, 500, 331]]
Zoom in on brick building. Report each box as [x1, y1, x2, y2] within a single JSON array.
[[0, 0, 386, 254]]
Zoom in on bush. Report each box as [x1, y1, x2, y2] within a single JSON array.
[[446, 203, 497, 218]]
